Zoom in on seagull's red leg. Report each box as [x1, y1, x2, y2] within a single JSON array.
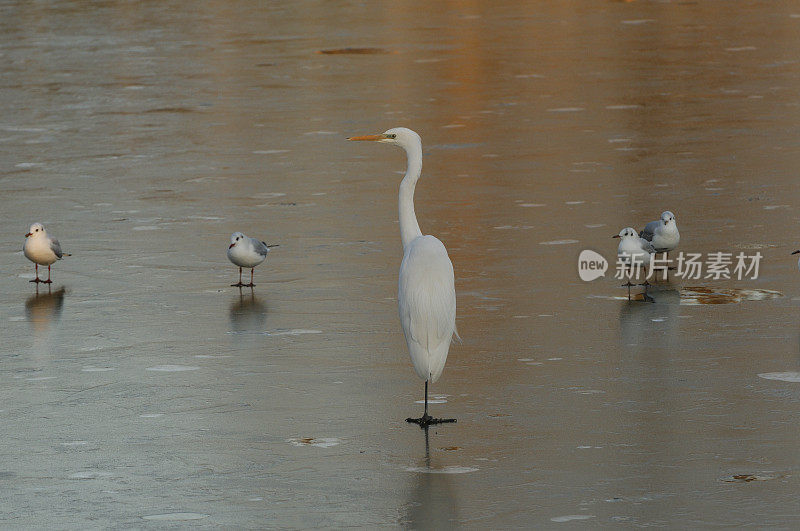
[[232, 267, 244, 287]]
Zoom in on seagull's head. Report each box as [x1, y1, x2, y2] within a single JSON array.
[[229, 232, 245, 249], [614, 227, 637, 239], [348, 127, 421, 151], [26, 222, 45, 238], [661, 211, 676, 226]]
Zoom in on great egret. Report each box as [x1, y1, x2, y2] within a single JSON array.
[[23, 222, 69, 284], [227, 232, 278, 287], [349, 127, 458, 427]]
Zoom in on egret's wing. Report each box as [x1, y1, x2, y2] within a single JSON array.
[[398, 236, 456, 381], [50, 238, 64, 259], [250, 238, 270, 257], [639, 220, 659, 241]]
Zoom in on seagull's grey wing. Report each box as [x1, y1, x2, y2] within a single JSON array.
[[639, 220, 659, 241], [250, 238, 270, 257], [638, 237, 656, 254], [49, 237, 64, 259]]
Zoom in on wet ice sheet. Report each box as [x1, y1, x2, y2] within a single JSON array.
[[2, 0, 800, 529]]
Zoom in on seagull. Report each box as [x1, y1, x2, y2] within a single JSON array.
[[614, 227, 655, 300], [615, 227, 655, 265], [23, 222, 70, 284], [640, 210, 680, 254], [227, 232, 278, 287]]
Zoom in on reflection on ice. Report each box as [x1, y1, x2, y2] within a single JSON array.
[[229, 290, 267, 332], [619, 287, 680, 347], [25, 287, 66, 331], [596, 286, 783, 306]]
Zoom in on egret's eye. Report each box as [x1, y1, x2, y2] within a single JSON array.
[[387, 134, 396, 139]]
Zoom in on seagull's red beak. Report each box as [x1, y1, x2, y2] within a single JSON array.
[[229, 243, 235, 249], [25, 232, 32, 237]]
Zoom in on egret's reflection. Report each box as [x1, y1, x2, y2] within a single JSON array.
[[25, 286, 66, 335], [619, 286, 680, 349], [403, 426, 458, 528], [229, 287, 267, 331]]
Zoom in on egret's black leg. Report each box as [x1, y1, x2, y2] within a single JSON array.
[[406, 380, 456, 428]]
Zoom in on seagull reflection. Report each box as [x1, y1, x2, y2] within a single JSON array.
[[619, 286, 680, 348], [229, 287, 268, 332], [402, 426, 458, 528], [25, 286, 66, 333]]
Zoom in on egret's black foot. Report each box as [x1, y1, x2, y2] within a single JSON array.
[[621, 281, 635, 288], [231, 282, 245, 287], [244, 283, 255, 288], [638, 280, 651, 288], [406, 414, 457, 427]]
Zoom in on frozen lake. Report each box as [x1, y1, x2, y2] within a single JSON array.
[[1, 0, 800, 527]]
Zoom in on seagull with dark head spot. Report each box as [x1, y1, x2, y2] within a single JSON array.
[[23, 222, 70, 284]]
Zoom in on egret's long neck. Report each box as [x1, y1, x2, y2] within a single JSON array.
[[398, 140, 423, 249]]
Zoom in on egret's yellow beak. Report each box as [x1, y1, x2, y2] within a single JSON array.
[[348, 134, 388, 141]]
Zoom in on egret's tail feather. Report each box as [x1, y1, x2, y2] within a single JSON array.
[[452, 324, 462, 345]]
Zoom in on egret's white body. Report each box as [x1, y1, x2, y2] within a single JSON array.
[[350, 127, 457, 425], [640, 211, 680, 253], [227, 231, 275, 287], [399, 234, 456, 383], [23, 222, 68, 283]]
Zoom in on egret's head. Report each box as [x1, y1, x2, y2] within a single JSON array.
[[26, 222, 45, 238], [229, 232, 245, 249], [661, 211, 675, 226], [613, 227, 637, 239], [348, 127, 421, 149]]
